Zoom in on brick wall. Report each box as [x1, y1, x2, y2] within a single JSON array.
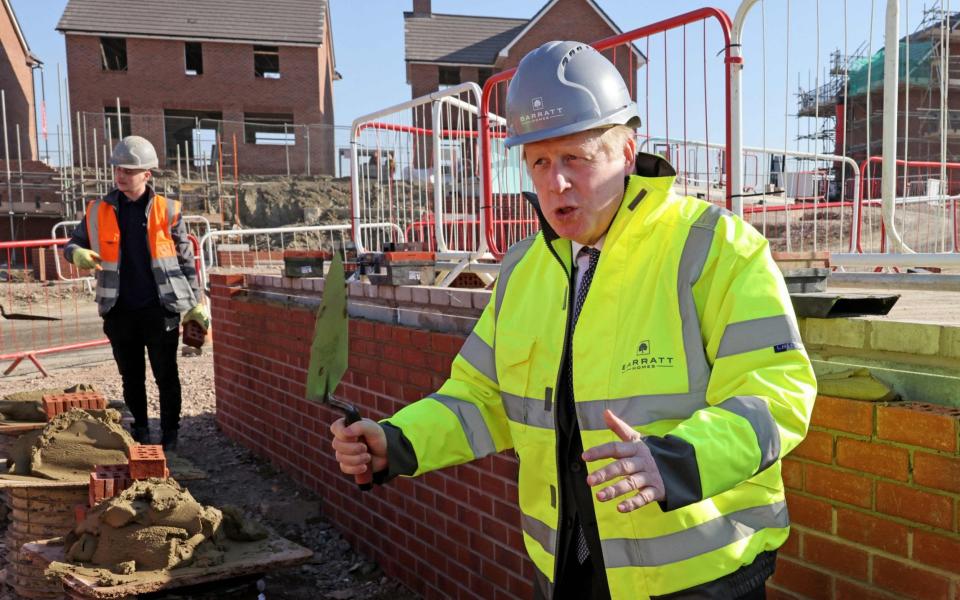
[[65, 34, 335, 175], [211, 273, 960, 599], [770, 398, 960, 600], [0, 5, 36, 162]]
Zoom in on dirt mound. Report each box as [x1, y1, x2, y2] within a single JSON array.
[[7, 408, 133, 480], [61, 479, 246, 573]]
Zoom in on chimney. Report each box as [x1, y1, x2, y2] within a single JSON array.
[[413, 0, 431, 15]]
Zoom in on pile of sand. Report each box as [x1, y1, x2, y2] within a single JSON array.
[[0, 383, 98, 421], [60, 479, 267, 574], [7, 408, 134, 480]]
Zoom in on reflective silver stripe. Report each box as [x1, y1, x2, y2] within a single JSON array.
[[717, 396, 781, 473], [458, 331, 497, 384], [677, 204, 725, 394], [521, 512, 557, 556], [100, 261, 119, 271], [601, 500, 789, 568], [495, 235, 536, 321], [429, 394, 497, 459], [576, 391, 708, 431], [97, 286, 118, 299], [716, 315, 802, 359], [87, 201, 101, 255], [501, 392, 554, 429]]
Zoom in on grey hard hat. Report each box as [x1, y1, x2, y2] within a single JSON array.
[[504, 41, 640, 149], [110, 135, 159, 169]]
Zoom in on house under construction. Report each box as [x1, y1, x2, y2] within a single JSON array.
[[797, 5, 960, 195]]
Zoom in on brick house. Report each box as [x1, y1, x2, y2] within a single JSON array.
[[0, 0, 38, 163], [404, 0, 643, 103], [57, 0, 338, 176]]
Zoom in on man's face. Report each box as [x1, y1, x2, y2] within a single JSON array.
[[114, 167, 151, 198], [524, 130, 634, 245]]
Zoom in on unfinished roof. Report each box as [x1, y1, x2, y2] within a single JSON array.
[[405, 13, 527, 65], [56, 0, 327, 46]]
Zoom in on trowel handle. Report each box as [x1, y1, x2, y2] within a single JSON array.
[[342, 405, 373, 491]]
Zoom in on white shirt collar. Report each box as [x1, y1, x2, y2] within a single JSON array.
[[571, 234, 605, 261]]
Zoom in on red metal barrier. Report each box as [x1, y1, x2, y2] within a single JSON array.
[[0, 238, 108, 376], [2, 235, 207, 376], [480, 8, 735, 257]]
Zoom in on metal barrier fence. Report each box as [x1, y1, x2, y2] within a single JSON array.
[[480, 8, 736, 257], [639, 137, 863, 254], [349, 83, 487, 256], [854, 157, 960, 254], [0, 238, 107, 376]]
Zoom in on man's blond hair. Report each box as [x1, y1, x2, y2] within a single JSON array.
[[596, 125, 636, 157]]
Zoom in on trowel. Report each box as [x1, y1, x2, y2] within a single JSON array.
[[305, 252, 372, 490]]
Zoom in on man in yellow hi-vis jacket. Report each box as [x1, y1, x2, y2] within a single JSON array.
[[331, 41, 816, 600]]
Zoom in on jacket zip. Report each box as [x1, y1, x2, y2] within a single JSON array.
[[541, 233, 573, 596]]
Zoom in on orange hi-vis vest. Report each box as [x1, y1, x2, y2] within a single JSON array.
[[85, 193, 196, 315]]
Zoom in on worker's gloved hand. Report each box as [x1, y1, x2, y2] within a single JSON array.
[[70, 248, 102, 270], [582, 409, 666, 513], [182, 304, 210, 330]]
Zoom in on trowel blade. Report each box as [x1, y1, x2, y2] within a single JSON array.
[[305, 252, 349, 404]]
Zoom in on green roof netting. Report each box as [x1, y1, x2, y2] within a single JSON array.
[[846, 39, 935, 96]]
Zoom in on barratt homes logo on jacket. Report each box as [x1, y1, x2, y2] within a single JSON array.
[[521, 97, 564, 125], [621, 339, 675, 373]]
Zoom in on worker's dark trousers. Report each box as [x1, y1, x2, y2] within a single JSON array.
[[103, 305, 181, 433]]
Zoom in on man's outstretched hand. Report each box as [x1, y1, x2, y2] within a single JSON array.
[[582, 409, 666, 513]]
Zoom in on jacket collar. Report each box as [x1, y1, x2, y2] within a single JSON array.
[[103, 185, 155, 208]]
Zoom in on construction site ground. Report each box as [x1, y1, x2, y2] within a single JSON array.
[[0, 349, 421, 600]]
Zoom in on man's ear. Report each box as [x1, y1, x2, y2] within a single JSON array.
[[622, 134, 637, 175]]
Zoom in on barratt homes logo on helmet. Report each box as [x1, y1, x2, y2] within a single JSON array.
[[520, 97, 564, 125], [621, 339, 674, 373]]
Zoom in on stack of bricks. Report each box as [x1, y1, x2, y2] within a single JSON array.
[[770, 396, 960, 599], [41, 391, 106, 420], [88, 463, 132, 508], [128, 444, 169, 480]]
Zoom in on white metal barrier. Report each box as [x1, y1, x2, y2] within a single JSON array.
[[350, 83, 488, 257]]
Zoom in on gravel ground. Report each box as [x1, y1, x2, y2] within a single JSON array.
[[0, 349, 420, 600]]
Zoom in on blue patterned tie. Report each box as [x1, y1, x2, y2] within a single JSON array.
[[571, 247, 600, 565]]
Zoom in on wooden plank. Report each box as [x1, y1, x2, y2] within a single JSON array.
[[24, 535, 312, 599]]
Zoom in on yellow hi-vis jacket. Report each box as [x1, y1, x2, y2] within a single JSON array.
[[383, 154, 817, 599]]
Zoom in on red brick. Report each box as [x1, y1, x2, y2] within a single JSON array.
[[836, 438, 909, 481], [811, 395, 874, 436], [769, 556, 832, 598], [802, 532, 869, 580], [792, 430, 834, 463], [803, 463, 873, 508], [127, 444, 168, 480], [912, 529, 960, 572], [914, 451, 960, 494], [876, 481, 953, 530], [89, 463, 132, 507], [781, 458, 803, 490], [41, 391, 107, 419], [872, 556, 952, 600], [835, 579, 903, 600], [785, 492, 833, 532], [779, 530, 800, 557], [836, 508, 909, 555], [877, 403, 959, 453]]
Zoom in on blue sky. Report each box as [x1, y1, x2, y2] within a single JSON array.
[[9, 0, 936, 163]]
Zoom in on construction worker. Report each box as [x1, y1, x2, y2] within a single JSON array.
[[331, 41, 816, 599], [64, 135, 208, 453]]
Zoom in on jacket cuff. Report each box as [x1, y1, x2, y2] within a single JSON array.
[[373, 422, 418, 485], [645, 434, 703, 511]]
